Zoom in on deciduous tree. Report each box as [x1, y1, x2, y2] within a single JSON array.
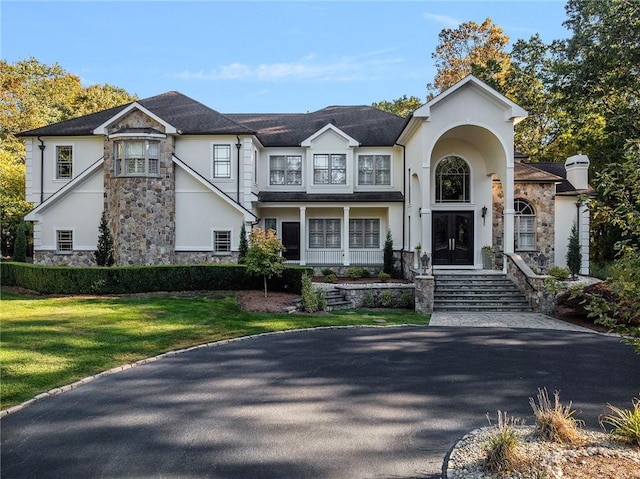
[[244, 228, 286, 298], [372, 95, 423, 118]]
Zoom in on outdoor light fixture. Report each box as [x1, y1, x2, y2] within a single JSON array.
[[481, 206, 488, 225], [421, 252, 431, 274]]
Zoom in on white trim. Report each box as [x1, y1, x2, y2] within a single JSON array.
[[172, 155, 257, 222], [53, 143, 75, 180], [93, 103, 177, 135], [25, 158, 104, 220], [301, 123, 360, 147]]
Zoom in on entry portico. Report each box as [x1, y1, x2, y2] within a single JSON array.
[[399, 76, 527, 271]]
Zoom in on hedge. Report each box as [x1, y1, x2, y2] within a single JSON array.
[[0, 262, 311, 295]]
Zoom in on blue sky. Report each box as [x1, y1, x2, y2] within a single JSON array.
[[1, 1, 570, 113]]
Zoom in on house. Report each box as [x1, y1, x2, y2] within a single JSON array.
[[19, 75, 591, 276]]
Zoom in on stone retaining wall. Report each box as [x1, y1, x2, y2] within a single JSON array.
[[33, 251, 96, 266], [335, 283, 415, 309], [505, 252, 555, 313]]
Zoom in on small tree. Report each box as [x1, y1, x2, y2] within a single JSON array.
[[244, 228, 285, 298], [383, 230, 395, 276], [566, 223, 582, 279], [94, 211, 115, 266], [12, 222, 27, 262], [238, 222, 249, 264]]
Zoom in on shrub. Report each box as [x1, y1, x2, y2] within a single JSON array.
[[238, 223, 248, 264], [0, 262, 311, 295], [484, 411, 523, 474], [346, 267, 370, 279], [321, 268, 334, 277], [325, 273, 337, 283], [529, 388, 582, 444], [547, 266, 570, 280], [315, 289, 327, 311], [300, 274, 319, 312], [362, 291, 375, 308], [383, 230, 395, 275], [12, 222, 27, 263], [377, 272, 390, 282], [398, 290, 414, 309], [600, 397, 640, 447], [380, 289, 394, 307], [94, 211, 114, 267], [566, 223, 582, 278]]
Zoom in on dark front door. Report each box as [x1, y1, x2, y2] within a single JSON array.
[[282, 222, 300, 261], [432, 211, 474, 266]]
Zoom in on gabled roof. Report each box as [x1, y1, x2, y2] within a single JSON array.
[[18, 92, 255, 137], [227, 106, 405, 147]]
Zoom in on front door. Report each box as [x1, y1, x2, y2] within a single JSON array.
[[282, 222, 300, 261], [432, 211, 474, 265]]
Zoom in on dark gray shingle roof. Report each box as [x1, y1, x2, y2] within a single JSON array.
[[18, 93, 404, 147]]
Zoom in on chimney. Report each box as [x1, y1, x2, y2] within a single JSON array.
[[564, 154, 590, 190]]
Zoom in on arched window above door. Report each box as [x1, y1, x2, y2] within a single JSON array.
[[435, 156, 470, 203]]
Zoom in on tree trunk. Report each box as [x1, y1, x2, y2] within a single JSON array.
[[263, 275, 268, 298]]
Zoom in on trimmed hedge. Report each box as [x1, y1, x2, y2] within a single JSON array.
[[0, 262, 311, 295]]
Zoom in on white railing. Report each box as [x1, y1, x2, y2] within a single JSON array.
[[283, 249, 384, 266]]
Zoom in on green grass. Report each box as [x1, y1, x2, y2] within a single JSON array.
[[0, 288, 429, 410]]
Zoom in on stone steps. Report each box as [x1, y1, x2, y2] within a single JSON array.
[[434, 273, 532, 312], [292, 288, 353, 311]]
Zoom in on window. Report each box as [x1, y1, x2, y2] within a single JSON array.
[[114, 140, 159, 176], [56, 145, 73, 179], [514, 199, 536, 250], [309, 219, 341, 248], [270, 155, 302, 185], [213, 230, 231, 253], [435, 156, 470, 203], [349, 219, 380, 248], [358, 155, 390, 185], [264, 218, 277, 233], [56, 230, 73, 253], [213, 145, 231, 178], [313, 154, 346, 184]]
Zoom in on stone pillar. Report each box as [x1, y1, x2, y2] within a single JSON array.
[[414, 274, 435, 314]]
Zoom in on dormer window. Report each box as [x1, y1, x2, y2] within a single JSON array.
[[114, 140, 160, 177]]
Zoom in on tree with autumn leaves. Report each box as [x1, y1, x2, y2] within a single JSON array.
[[244, 228, 286, 298], [0, 57, 136, 257]]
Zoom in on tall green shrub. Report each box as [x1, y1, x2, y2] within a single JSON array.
[[383, 230, 395, 276], [566, 223, 582, 279], [94, 211, 115, 267], [238, 222, 249, 264], [12, 222, 27, 262]]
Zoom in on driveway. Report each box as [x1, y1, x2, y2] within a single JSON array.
[[1, 326, 638, 478]]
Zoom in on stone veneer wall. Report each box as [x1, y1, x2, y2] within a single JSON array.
[[173, 252, 240, 265], [505, 253, 555, 314], [33, 251, 96, 266], [492, 180, 556, 272], [336, 283, 415, 309], [103, 111, 175, 265]]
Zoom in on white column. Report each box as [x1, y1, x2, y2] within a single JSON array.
[[579, 201, 590, 275], [299, 206, 306, 266], [343, 206, 350, 266], [421, 164, 431, 259], [503, 165, 515, 264]]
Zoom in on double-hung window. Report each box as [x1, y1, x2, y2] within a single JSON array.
[[514, 199, 536, 250], [313, 154, 346, 184], [56, 230, 73, 253], [269, 155, 302, 185], [56, 145, 73, 179], [309, 219, 341, 248], [358, 155, 390, 185], [213, 230, 231, 253], [115, 140, 159, 176], [212, 145, 231, 178], [349, 219, 380, 248]]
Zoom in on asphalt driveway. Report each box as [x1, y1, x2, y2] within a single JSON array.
[[2, 326, 638, 478]]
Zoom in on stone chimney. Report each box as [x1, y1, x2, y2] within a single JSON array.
[[564, 154, 590, 190]]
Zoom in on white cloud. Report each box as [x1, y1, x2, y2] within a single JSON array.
[[172, 51, 406, 83], [423, 12, 460, 28]]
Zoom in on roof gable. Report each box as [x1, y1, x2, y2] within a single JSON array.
[[93, 103, 177, 135], [301, 123, 359, 147]]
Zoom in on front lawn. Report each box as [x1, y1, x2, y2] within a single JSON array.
[[0, 288, 428, 410]]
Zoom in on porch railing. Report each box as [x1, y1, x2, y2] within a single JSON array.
[[284, 249, 384, 266]]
